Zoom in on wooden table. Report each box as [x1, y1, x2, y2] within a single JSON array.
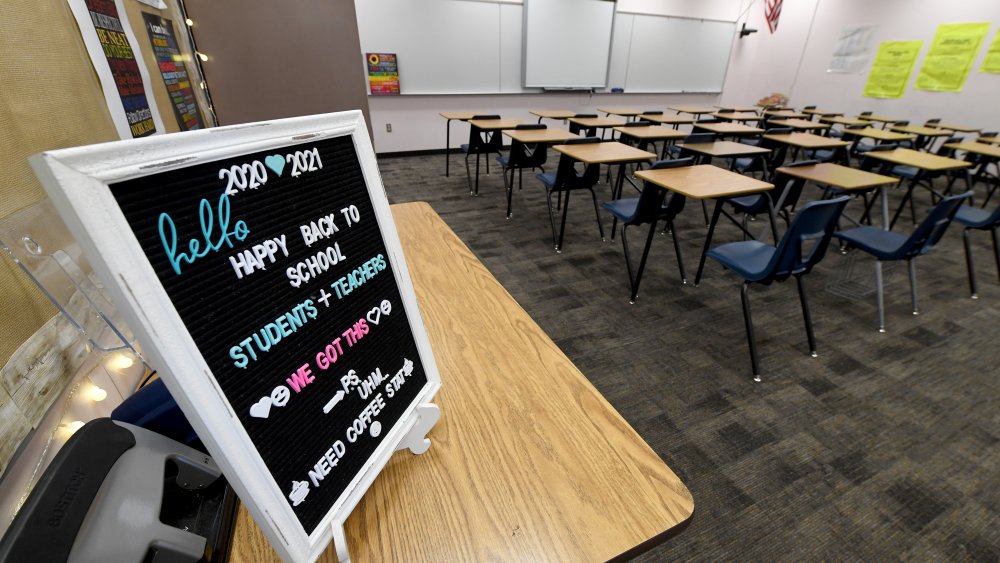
[[766, 118, 831, 132], [925, 122, 982, 133], [819, 115, 871, 127], [764, 132, 849, 150], [802, 108, 842, 118], [776, 162, 900, 227], [692, 122, 764, 137], [857, 114, 901, 129], [841, 127, 916, 156], [635, 165, 774, 285], [944, 141, 1000, 196], [668, 105, 715, 115], [230, 202, 694, 563], [466, 118, 522, 195], [568, 116, 626, 135], [863, 148, 972, 227], [976, 135, 1000, 145], [531, 109, 576, 123], [712, 112, 762, 123], [552, 141, 657, 249], [890, 124, 951, 150], [599, 107, 643, 120], [642, 114, 697, 129], [714, 104, 759, 113], [676, 140, 771, 161], [613, 125, 686, 158], [440, 111, 482, 177], [763, 109, 808, 119]]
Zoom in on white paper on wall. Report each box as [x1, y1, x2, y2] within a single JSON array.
[[828, 25, 878, 74]]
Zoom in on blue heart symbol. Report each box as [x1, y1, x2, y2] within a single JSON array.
[[264, 154, 285, 177]]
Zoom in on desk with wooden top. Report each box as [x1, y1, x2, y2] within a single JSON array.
[[714, 104, 759, 113], [925, 122, 982, 133], [841, 127, 916, 158], [712, 112, 762, 123], [764, 132, 849, 150], [642, 114, 697, 129], [819, 115, 871, 127], [767, 118, 831, 132], [776, 162, 900, 227], [599, 107, 644, 121], [763, 109, 807, 119], [944, 141, 1000, 195], [635, 165, 774, 286], [890, 124, 951, 151], [229, 202, 694, 563], [554, 140, 656, 201], [676, 140, 771, 165], [568, 116, 627, 137], [801, 108, 842, 119], [440, 111, 482, 177], [466, 118, 522, 195], [500, 127, 579, 217], [976, 135, 1000, 145], [857, 114, 901, 129], [692, 122, 765, 137], [863, 148, 972, 227], [531, 109, 576, 123], [668, 105, 715, 115], [613, 125, 686, 158]]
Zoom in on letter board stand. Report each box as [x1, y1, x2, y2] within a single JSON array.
[[31, 111, 442, 562]]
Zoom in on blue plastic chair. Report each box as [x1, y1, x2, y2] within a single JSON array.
[[955, 202, 1000, 298], [601, 158, 694, 302], [667, 132, 716, 160], [730, 127, 793, 179], [537, 136, 604, 251], [462, 114, 503, 195], [707, 196, 850, 381], [834, 192, 972, 332], [496, 124, 548, 218]]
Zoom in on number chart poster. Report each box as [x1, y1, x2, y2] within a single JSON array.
[[366, 53, 400, 95], [109, 136, 428, 533], [141, 12, 205, 131], [68, 0, 164, 138]]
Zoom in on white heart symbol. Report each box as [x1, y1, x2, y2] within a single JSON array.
[[249, 397, 272, 419], [366, 306, 382, 325]]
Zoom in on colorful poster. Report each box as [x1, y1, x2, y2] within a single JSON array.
[[141, 13, 204, 131], [67, 0, 165, 138], [915, 22, 991, 92], [863, 41, 923, 99], [981, 29, 1000, 73], [366, 53, 400, 95]]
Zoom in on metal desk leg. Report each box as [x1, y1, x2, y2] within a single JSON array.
[[445, 119, 452, 177], [628, 214, 662, 303], [694, 200, 724, 286], [557, 189, 572, 252], [765, 198, 779, 245]]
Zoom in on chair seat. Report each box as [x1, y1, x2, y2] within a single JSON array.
[[834, 226, 908, 260], [536, 172, 556, 189], [733, 157, 755, 171], [728, 194, 765, 213], [601, 198, 638, 221], [461, 143, 470, 153], [706, 240, 775, 281], [496, 155, 510, 168], [892, 165, 920, 179], [854, 144, 875, 154], [809, 149, 837, 162], [955, 205, 993, 228]]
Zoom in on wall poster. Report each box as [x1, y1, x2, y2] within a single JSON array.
[[141, 12, 205, 131], [30, 112, 441, 562], [366, 53, 401, 95], [980, 28, 1000, 74], [828, 25, 877, 74], [67, 0, 165, 138], [915, 22, 991, 92], [863, 41, 923, 99]]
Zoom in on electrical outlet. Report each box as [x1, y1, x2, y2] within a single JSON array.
[[385, 123, 392, 133]]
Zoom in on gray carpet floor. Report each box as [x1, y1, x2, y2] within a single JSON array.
[[377, 148, 999, 562]]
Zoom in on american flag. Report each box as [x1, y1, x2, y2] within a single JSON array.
[[765, 0, 782, 33]]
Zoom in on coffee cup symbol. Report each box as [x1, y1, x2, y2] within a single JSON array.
[[289, 481, 310, 506]]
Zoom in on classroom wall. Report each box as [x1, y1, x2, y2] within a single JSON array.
[[365, 0, 999, 154]]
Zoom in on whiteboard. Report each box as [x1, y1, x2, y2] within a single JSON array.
[[522, 0, 616, 89], [620, 14, 736, 93]]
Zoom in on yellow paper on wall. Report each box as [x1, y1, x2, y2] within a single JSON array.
[[915, 22, 991, 91], [864, 41, 923, 99], [981, 28, 1000, 73]]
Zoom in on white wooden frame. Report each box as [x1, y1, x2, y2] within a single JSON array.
[[30, 111, 442, 562]]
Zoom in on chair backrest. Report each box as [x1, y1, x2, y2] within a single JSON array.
[[764, 196, 850, 282], [981, 131, 998, 138], [515, 123, 546, 130], [507, 124, 549, 168], [717, 108, 735, 114], [697, 117, 723, 124], [935, 136, 964, 158], [803, 105, 817, 110], [641, 110, 663, 116], [859, 110, 873, 116], [768, 160, 818, 209], [893, 120, 910, 126], [925, 118, 942, 124], [898, 192, 972, 259], [569, 114, 598, 135], [652, 157, 695, 219], [552, 137, 602, 190], [622, 120, 654, 128], [682, 132, 716, 144], [859, 143, 898, 171]]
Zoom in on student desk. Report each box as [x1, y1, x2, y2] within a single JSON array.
[[568, 116, 626, 135], [599, 107, 644, 121], [635, 165, 773, 286], [553, 140, 656, 200], [692, 122, 764, 137], [763, 109, 807, 119], [766, 118, 831, 133], [925, 122, 982, 133], [714, 104, 759, 112], [944, 141, 1000, 196], [613, 125, 686, 158], [890, 124, 951, 151], [676, 140, 771, 165], [976, 135, 1000, 145], [501, 127, 580, 217], [857, 114, 901, 129], [841, 127, 916, 157], [863, 148, 972, 227], [801, 108, 842, 118], [763, 132, 849, 150], [530, 109, 576, 123], [440, 111, 482, 177], [642, 114, 697, 129], [229, 202, 694, 563], [466, 118, 522, 195], [668, 105, 715, 115], [711, 112, 762, 123], [775, 162, 899, 227], [819, 115, 871, 127]]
